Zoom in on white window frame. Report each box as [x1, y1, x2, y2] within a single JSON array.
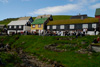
[[83, 24, 88, 28], [92, 24, 96, 28], [47, 26, 50, 29], [52, 25, 56, 29], [14, 26, 16, 29], [60, 25, 64, 29], [70, 25, 74, 29], [32, 25, 35, 28], [38, 24, 41, 28], [19, 26, 21, 29], [9, 26, 11, 28]]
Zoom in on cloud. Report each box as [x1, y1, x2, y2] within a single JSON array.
[[30, 4, 82, 15], [90, 3, 100, 9], [29, 0, 98, 16], [0, 0, 8, 3]]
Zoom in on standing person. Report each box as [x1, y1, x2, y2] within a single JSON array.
[[83, 28, 86, 36], [86, 28, 88, 35], [94, 28, 96, 35], [97, 37, 100, 43]]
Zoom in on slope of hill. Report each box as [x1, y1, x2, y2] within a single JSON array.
[[0, 15, 92, 25], [0, 18, 19, 25], [0, 35, 100, 67], [0, 15, 71, 25]]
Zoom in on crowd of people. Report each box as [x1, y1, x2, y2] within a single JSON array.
[[93, 37, 100, 43], [8, 28, 98, 37], [45, 29, 88, 37]]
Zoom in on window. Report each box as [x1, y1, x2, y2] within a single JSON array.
[[38, 24, 41, 28], [14, 26, 16, 29], [70, 25, 74, 29], [83, 24, 88, 28], [32, 25, 35, 28], [60, 25, 64, 29], [19, 26, 21, 28], [47, 26, 50, 29], [92, 24, 96, 28], [52, 25, 56, 29], [9, 26, 11, 28]]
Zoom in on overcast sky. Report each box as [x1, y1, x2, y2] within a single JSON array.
[[0, 0, 100, 20]]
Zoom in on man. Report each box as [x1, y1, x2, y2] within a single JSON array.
[[83, 28, 86, 36], [94, 28, 96, 35]]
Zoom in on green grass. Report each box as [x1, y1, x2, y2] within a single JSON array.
[[0, 18, 19, 25], [5, 35, 98, 67], [0, 15, 93, 25], [53, 15, 72, 21], [0, 52, 21, 67], [0, 17, 36, 25], [1, 35, 100, 67], [47, 18, 99, 25], [0, 15, 71, 25]]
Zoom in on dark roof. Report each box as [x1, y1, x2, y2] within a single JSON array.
[[47, 18, 99, 25], [70, 14, 87, 19], [95, 8, 100, 16]]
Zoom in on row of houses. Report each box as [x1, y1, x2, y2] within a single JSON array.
[[7, 8, 100, 35]]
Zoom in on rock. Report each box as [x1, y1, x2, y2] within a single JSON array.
[[81, 41, 86, 45], [20, 63, 26, 67], [76, 49, 89, 54]]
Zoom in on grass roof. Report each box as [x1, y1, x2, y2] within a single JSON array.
[[31, 18, 48, 24], [53, 15, 72, 21], [18, 17, 31, 20], [47, 18, 99, 25], [95, 8, 100, 16]]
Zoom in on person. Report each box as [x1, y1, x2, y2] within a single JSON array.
[[65, 30, 68, 36], [83, 28, 86, 36], [97, 37, 100, 43], [94, 28, 96, 35], [93, 38, 98, 43], [86, 28, 88, 35]]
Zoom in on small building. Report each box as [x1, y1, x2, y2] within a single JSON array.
[[47, 18, 99, 35], [7, 17, 33, 34], [31, 18, 49, 34], [31, 15, 53, 34], [95, 8, 100, 19], [71, 14, 87, 19], [0, 24, 6, 29], [0, 24, 7, 33]]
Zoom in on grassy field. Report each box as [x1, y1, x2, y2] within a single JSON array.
[[0, 35, 100, 67]]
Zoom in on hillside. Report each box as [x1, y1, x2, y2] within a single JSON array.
[[0, 35, 100, 67], [0, 15, 71, 25], [0, 18, 19, 25], [52, 15, 72, 21]]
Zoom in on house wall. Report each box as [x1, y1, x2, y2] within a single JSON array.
[[31, 24, 43, 31], [7, 25, 24, 34], [8, 25, 24, 30], [95, 16, 100, 19], [25, 26, 31, 31], [47, 23, 99, 31]]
